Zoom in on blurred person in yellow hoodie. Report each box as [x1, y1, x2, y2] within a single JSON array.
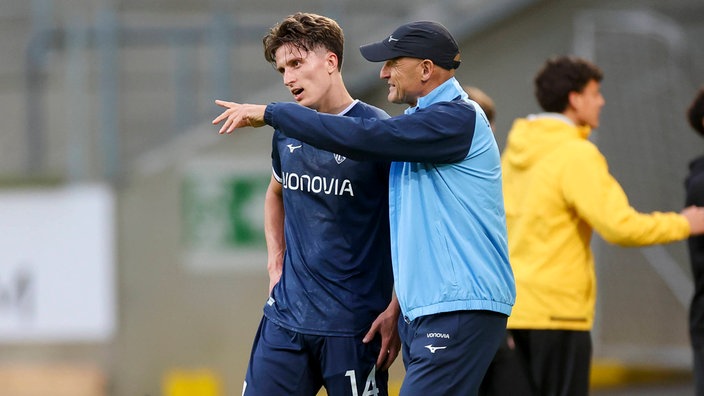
[[497, 55, 704, 396]]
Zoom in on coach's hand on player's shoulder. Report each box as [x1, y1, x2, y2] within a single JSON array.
[[683, 205, 704, 236], [212, 100, 267, 134]]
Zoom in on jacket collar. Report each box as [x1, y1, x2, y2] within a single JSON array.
[[526, 112, 592, 139], [405, 77, 466, 115], [527, 112, 575, 126]]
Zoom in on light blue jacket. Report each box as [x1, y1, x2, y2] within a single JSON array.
[[264, 77, 515, 321]]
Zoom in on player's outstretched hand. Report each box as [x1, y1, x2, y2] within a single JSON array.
[[363, 297, 401, 371], [212, 100, 267, 134]]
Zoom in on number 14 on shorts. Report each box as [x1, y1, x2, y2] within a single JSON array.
[[345, 366, 379, 396]]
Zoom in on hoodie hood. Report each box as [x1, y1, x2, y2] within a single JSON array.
[[503, 114, 592, 170]]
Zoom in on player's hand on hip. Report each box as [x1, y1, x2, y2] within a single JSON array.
[[212, 100, 267, 133]]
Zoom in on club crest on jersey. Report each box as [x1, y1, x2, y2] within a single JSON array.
[[333, 153, 346, 164]]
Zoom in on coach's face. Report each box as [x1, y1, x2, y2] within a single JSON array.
[[275, 43, 337, 111], [380, 57, 426, 107]]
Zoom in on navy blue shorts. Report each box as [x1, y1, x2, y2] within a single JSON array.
[[398, 310, 507, 396], [243, 316, 388, 396]]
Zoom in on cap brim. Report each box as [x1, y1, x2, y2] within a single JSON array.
[[359, 41, 397, 62]]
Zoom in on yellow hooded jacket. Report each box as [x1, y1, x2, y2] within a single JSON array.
[[501, 114, 690, 330]]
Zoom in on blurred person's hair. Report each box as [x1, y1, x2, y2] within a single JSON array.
[[263, 12, 345, 71], [465, 86, 495, 125], [534, 56, 603, 113], [688, 87, 704, 136]]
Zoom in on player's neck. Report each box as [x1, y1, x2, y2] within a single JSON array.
[[316, 82, 354, 115]]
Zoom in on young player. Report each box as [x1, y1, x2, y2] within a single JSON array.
[[238, 13, 399, 396]]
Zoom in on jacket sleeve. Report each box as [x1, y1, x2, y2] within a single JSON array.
[[561, 142, 689, 246], [264, 101, 474, 163]]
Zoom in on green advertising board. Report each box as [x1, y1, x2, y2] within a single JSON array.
[[181, 166, 270, 272]]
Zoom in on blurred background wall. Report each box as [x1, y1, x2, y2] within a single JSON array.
[[0, 0, 703, 394]]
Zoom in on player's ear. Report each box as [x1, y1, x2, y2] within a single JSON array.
[[326, 51, 338, 74]]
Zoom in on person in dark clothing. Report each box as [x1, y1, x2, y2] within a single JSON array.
[[685, 86, 704, 396]]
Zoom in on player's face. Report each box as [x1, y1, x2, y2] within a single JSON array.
[[275, 43, 335, 111], [379, 57, 425, 106], [571, 79, 605, 129]]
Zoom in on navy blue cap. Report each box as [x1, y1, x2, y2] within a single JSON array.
[[359, 21, 461, 70]]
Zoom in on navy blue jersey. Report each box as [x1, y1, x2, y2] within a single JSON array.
[[264, 100, 393, 336]]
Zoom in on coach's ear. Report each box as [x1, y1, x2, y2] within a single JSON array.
[[420, 59, 433, 83]]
